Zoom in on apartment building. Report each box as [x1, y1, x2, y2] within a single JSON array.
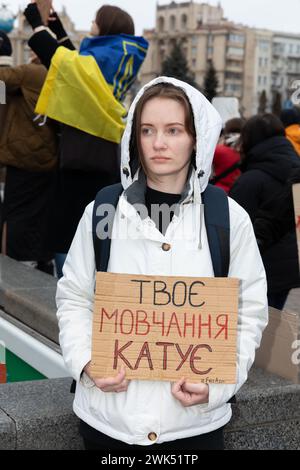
[[141, 1, 300, 117]]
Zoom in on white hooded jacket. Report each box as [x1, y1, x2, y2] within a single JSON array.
[[56, 77, 268, 445]]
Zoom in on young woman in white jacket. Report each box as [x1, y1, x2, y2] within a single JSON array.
[[56, 77, 268, 451]]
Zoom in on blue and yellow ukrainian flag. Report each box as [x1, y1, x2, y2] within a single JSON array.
[[35, 34, 148, 144]]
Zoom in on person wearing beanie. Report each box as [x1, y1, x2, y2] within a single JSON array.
[[0, 30, 13, 66], [280, 108, 300, 156]]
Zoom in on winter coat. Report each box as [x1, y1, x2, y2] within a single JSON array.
[[286, 124, 300, 156], [213, 144, 241, 194], [254, 167, 300, 253], [230, 136, 300, 294], [56, 77, 268, 446], [0, 63, 57, 172], [0, 58, 11, 133]]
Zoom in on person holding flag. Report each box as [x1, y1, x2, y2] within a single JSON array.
[[24, 2, 148, 277]]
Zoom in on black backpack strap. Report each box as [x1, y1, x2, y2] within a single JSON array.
[[70, 183, 123, 395], [202, 184, 230, 277], [92, 183, 123, 272], [202, 184, 235, 403]]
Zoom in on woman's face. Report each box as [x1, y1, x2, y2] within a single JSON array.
[[90, 20, 100, 36], [140, 97, 195, 182]]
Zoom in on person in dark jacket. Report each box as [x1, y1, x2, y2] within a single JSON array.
[[254, 167, 300, 256], [23, 3, 148, 278], [230, 114, 300, 310], [0, 32, 57, 273]]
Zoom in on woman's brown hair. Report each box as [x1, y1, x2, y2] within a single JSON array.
[[95, 5, 135, 36], [129, 83, 196, 176]]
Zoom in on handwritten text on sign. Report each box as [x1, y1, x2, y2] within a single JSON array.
[[91, 273, 239, 384]]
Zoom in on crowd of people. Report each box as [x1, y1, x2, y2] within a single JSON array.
[[0, 1, 300, 451]]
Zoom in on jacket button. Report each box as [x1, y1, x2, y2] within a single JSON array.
[[148, 432, 157, 442], [162, 243, 171, 252]]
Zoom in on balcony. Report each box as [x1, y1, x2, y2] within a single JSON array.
[[226, 64, 244, 73]]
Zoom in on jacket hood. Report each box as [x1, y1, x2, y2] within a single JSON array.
[[120, 76, 222, 194], [286, 124, 300, 144], [245, 135, 300, 182]]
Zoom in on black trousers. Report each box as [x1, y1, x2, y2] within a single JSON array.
[[80, 420, 225, 451]]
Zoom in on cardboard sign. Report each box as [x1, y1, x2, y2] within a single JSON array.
[[255, 307, 300, 385], [33, 0, 52, 25], [91, 273, 239, 384], [293, 183, 300, 269]]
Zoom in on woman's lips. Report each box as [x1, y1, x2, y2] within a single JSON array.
[[151, 157, 171, 162]]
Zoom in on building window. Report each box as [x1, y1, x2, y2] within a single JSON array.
[[181, 14, 187, 30], [225, 83, 242, 93], [192, 46, 197, 57], [192, 58, 197, 68], [158, 16, 165, 33], [169, 38, 176, 49], [259, 39, 270, 52], [229, 34, 245, 44], [227, 47, 244, 57], [225, 71, 243, 80], [227, 60, 242, 68], [191, 36, 198, 46], [169, 15, 176, 31]]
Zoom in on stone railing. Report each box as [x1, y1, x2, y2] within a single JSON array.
[[0, 255, 299, 450]]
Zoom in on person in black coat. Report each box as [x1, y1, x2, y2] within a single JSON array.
[[23, 3, 138, 277], [254, 167, 300, 255], [230, 114, 300, 310]]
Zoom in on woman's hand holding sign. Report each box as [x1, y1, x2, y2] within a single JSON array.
[[84, 362, 130, 393], [172, 378, 209, 407]]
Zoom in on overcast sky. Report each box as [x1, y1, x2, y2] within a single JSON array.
[[7, 0, 300, 35]]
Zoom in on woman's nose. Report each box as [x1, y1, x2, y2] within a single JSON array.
[[153, 133, 167, 149]]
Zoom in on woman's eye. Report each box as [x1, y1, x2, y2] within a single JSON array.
[[168, 128, 179, 135], [141, 128, 153, 136]]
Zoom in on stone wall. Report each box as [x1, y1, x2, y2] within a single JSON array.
[[0, 255, 299, 450]]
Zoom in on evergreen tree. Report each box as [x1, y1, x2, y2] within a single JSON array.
[[258, 90, 268, 114], [272, 91, 282, 116], [203, 60, 219, 102], [161, 42, 197, 87]]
